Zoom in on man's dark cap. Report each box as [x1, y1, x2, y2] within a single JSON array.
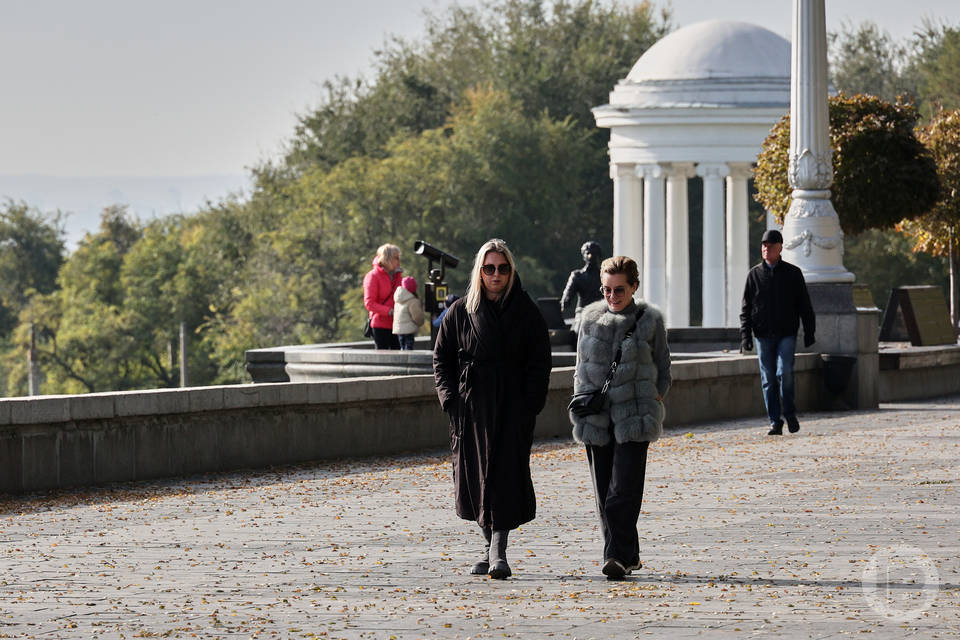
[[761, 229, 783, 244]]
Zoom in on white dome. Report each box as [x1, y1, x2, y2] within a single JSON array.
[[605, 20, 791, 109], [628, 20, 790, 82]]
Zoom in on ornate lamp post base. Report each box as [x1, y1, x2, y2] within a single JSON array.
[[782, 189, 854, 283]]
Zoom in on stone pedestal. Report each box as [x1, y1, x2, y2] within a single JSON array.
[[805, 283, 879, 409]]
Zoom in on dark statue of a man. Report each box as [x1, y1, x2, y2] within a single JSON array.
[[561, 241, 603, 333]]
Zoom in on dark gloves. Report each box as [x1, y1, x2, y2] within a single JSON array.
[[741, 336, 753, 353], [804, 333, 816, 348]]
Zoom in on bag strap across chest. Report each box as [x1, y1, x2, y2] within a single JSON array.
[[598, 306, 646, 395]]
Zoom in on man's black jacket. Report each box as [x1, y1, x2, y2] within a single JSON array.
[[740, 259, 815, 342]]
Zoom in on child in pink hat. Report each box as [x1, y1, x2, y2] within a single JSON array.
[[393, 276, 425, 350]]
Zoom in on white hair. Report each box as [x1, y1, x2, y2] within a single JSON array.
[[375, 243, 400, 265]]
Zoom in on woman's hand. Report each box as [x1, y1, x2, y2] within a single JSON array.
[[443, 396, 460, 415]]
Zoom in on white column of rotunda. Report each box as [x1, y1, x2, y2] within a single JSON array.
[[664, 163, 695, 326], [726, 163, 755, 326], [607, 160, 754, 327], [593, 20, 793, 327]]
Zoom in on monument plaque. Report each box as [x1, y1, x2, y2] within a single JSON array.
[[880, 286, 955, 346]]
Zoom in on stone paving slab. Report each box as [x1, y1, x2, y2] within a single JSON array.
[[1, 397, 958, 638]]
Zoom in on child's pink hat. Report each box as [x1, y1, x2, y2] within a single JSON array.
[[402, 276, 417, 293]]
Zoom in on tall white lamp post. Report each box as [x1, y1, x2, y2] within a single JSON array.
[[783, 0, 878, 410], [781, 0, 853, 283]]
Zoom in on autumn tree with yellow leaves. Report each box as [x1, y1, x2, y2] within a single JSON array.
[[899, 108, 960, 327]]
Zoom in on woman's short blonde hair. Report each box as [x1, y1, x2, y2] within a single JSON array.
[[600, 256, 640, 287], [376, 243, 400, 266], [465, 238, 517, 313]]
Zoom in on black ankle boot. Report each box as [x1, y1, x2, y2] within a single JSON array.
[[470, 527, 491, 575], [488, 530, 511, 579]]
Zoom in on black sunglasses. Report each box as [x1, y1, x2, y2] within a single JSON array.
[[482, 263, 512, 276]]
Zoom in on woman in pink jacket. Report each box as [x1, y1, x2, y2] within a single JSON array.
[[363, 243, 403, 349]]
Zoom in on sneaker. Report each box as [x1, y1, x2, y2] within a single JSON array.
[[786, 415, 800, 433], [602, 558, 627, 580], [625, 560, 642, 572], [767, 421, 784, 436]]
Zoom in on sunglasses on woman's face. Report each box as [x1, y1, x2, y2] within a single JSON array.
[[600, 285, 627, 297], [482, 263, 512, 276]]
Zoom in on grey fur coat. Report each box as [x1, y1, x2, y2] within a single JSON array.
[[570, 299, 671, 446]]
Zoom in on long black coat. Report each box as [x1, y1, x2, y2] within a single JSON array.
[[433, 277, 552, 530]]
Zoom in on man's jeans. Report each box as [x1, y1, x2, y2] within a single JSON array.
[[755, 335, 797, 426]]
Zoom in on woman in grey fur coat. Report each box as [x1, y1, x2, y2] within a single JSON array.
[[570, 256, 671, 580]]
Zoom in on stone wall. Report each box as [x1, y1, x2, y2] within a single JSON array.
[[878, 345, 960, 402], [1, 349, 956, 494]]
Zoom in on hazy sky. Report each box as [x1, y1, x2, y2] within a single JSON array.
[[2, 0, 958, 179]]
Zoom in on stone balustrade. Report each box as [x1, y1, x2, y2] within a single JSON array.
[[2, 347, 958, 494]]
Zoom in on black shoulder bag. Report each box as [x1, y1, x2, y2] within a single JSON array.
[[568, 306, 645, 417]]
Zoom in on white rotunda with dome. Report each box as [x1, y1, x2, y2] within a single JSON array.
[[593, 20, 791, 328]]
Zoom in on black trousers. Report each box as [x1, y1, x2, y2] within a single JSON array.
[[372, 327, 400, 350], [585, 440, 649, 566]]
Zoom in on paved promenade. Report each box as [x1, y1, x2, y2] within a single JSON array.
[[1, 397, 958, 639]]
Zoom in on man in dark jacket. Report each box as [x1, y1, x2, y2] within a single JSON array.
[[740, 229, 816, 435]]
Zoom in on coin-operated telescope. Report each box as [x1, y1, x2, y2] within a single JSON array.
[[413, 240, 460, 344]]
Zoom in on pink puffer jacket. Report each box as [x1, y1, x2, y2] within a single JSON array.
[[363, 258, 403, 329]]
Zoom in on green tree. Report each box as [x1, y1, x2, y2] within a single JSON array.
[[843, 228, 947, 310], [754, 93, 940, 235], [0, 201, 65, 337], [905, 21, 960, 119], [236, 0, 671, 360], [119, 216, 227, 388], [284, 0, 668, 172], [206, 86, 601, 366], [11, 1, 674, 390], [442, 85, 604, 286], [828, 19, 960, 118], [829, 21, 915, 103], [899, 107, 960, 325], [13, 206, 144, 394]]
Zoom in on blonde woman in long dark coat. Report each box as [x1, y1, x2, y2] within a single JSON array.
[[433, 239, 552, 579]]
